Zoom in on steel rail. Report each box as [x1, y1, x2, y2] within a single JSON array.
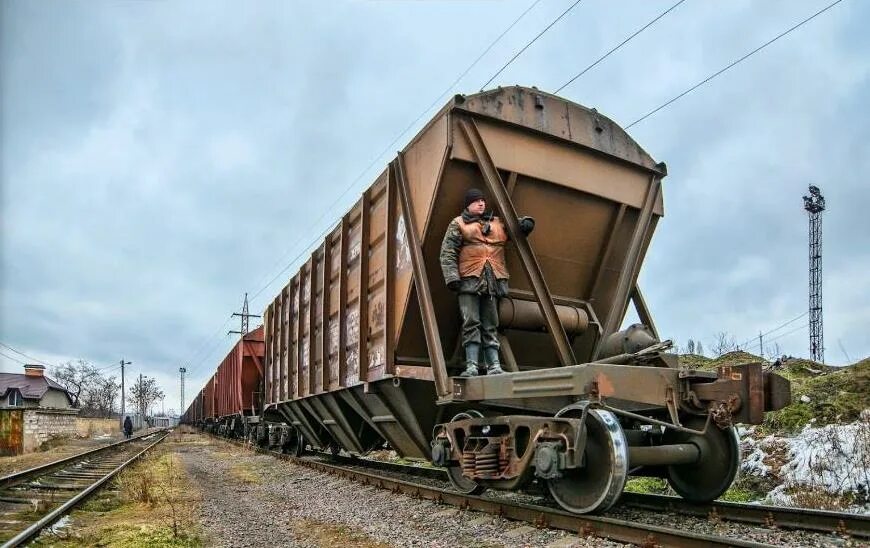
[[0, 429, 164, 489], [328, 452, 869, 540], [620, 492, 870, 540], [213, 435, 769, 548], [1, 431, 169, 548]]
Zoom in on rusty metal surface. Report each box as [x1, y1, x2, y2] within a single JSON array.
[[458, 116, 576, 367], [261, 85, 670, 404], [393, 154, 449, 398], [213, 326, 265, 419], [0, 410, 23, 456]]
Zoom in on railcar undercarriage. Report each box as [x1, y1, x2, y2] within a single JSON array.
[[432, 352, 791, 514]]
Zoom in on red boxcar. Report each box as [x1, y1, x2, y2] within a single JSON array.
[[214, 326, 264, 420]]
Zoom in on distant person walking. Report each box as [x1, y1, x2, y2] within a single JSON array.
[[123, 416, 133, 438]]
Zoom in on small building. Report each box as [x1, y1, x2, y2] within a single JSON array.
[[0, 365, 78, 455], [0, 365, 74, 409]]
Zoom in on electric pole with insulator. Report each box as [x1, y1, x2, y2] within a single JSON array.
[[230, 292, 261, 336], [803, 185, 825, 363]]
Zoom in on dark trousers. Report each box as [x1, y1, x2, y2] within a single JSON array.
[[458, 293, 500, 351]]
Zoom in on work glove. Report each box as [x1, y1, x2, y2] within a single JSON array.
[[518, 216, 535, 236], [447, 280, 461, 292]]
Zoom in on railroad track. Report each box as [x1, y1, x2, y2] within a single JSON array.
[[210, 434, 866, 547], [0, 430, 169, 547], [324, 453, 870, 540]]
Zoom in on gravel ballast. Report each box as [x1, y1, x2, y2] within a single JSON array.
[[175, 433, 861, 547]]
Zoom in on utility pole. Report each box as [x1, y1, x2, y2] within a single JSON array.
[[759, 331, 763, 359], [179, 367, 187, 414], [230, 293, 261, 336], [119, 359, 131, 429], [139, 373, 144, 419], [803, 185, 826, 363]]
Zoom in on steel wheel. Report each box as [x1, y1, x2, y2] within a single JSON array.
[[664, 417, 740, 502], [547, 409, 628, 514], [285, 426, 304, 457]]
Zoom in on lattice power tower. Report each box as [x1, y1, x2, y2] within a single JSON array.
[[179, 367, 187, 414], [803, 185, 825, 363]]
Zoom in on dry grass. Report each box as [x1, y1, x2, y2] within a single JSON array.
[[228, 461, 261, 485], [290, 518, 391, 548], [30, 430, 202, 547]]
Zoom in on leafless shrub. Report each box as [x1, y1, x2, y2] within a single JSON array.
[[712, 331, 737, 357]]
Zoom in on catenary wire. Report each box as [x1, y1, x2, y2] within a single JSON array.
[[554, 0, 688, 93], [480, 0, 585, 90], [247, 0, 544, 305], [625, 0, 846, 129]]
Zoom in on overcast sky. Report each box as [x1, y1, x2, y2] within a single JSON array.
[[2, 0, 867, 414]]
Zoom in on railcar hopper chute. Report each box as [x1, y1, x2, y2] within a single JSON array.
[[259, 86, 791, 514]]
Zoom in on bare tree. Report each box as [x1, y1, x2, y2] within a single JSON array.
[[51, 360, 100, 408], [129, 376, 165, 418], [696, 341, 705, 356], [712, 331, 737, 357], [90, 375, 120, 417], [687, 339, 696, 354]]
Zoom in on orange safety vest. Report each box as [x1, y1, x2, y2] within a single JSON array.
[[455, 215, 509, 279]]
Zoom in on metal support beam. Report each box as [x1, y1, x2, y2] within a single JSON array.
[[393, 154, 450, 398], [630, 285, 658, 340], [458, 117, 576, 367], [595, 175, 661, 358]]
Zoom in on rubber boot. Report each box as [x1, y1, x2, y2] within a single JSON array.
[[484, 346, 505, 375], [460, 343, 481, 377]]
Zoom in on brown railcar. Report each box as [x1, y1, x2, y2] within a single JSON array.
[[248, 86, 790, 514]]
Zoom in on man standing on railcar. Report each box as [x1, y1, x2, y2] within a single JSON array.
[[440, 188, 535, 377]]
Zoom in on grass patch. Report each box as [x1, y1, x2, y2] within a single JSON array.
[[624, 477, 670, 495], [765, 358, 869, 432], [30, 432, 202, 547], [291, 518, 390, 548], [718, 487, 759, 503], [229, 462, 261, 485]]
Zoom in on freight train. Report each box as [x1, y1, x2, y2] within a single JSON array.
[[182, 86, 791, 514]]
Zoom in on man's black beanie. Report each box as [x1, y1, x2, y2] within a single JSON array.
[[464, 188, 485, 208]]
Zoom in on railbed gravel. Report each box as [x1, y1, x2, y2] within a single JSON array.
[[176, 435, 863, 547]]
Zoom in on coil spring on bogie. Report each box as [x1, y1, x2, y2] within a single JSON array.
[[462, 451, 476, 476], [475, 452, 499, 476]]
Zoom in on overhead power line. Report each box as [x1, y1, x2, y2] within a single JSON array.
[[744, 322, 809, 352], [247, 0, 544, 305], [554, 0, 688, 94], [0, 350, 27, 366], [480, 0, 585, 90], [626, 0, 846, 129], [0, 342, 53, 367], [738, 311, 809, 349]]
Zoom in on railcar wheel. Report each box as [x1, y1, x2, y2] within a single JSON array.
[[445, 410, 486, 495], [546, 409, 628, 514], [664, 417, 740, 502]]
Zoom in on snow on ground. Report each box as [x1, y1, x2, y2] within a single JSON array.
[[739, 415, 870, 514]]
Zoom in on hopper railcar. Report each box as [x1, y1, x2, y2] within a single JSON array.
[[184, 86, 791, 514], [183, 327, 265, 437]]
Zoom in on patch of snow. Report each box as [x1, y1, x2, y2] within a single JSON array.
[[739, 416, 870, 513]]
